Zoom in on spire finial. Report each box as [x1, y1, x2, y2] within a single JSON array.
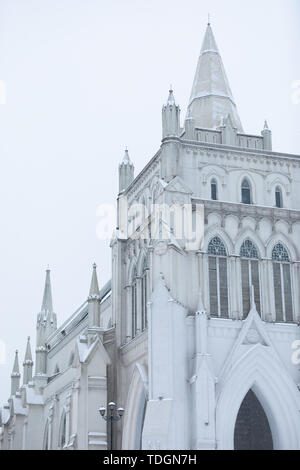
[[167, 87, 175, 105], [24, 336, 33, 362], [41, 268, 53, 312], [89, 262, 100, 297], [120, 147, 133, 166], [12, 350, 20, 375], [208, 13, 210, 25]]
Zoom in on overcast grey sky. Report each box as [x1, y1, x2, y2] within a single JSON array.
[[0, 0, 299, 404]]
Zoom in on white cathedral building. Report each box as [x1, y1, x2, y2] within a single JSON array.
[[1, 23, 300, 451]]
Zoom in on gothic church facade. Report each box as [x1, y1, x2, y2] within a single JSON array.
[[1, 23, 300, 450]]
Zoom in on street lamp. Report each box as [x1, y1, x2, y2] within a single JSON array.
[[98, 402, 124, 450]]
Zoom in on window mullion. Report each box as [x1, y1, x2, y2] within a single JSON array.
[[216, 257, 221, 317]]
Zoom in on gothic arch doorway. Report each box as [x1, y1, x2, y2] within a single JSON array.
[[234, 389, 273, 450]]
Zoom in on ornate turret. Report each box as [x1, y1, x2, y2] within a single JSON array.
[[162, 88, 180, 139], [35, 268, 57, 377], [119, 149, 134, 193], [87, 263, 101, 329], [261, 120, 272, 151], [11, 350, 20, 396], [23, 337, 33, 385]]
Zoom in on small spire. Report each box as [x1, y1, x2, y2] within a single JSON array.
[[12, 350, 20, 375], [24, 336, 32, 362], [208, 13, 210, 25], [41, 268, 53, 312], [120, 148, 133, 167], [11, 350, 20, 395], [263, 120, 269, 130], [23, 337, 33, 385], [167, 87, 175, 106], [89, 263, 100, 297]]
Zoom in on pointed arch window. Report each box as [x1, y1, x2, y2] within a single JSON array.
[[211, 178, 218, 201], [241, 178, 252, 205], [240, 240, 261, 318], [131, 266, 138, 338], [141, 258, 149, 332], [208, 237, 229, 318], [275, 186, 283, 208], [272, 243, 293, 323]]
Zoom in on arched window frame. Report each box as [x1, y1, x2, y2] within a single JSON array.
[[241, 178, 252, 205], [240, 239, 261, 318], [275, 186, 283, 208], [210, 178, 218, 201], [208, 236, 229, 318], [272, 243, 293, 323]]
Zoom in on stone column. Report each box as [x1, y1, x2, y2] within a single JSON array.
[[236, 257, 243, 320], [125, 285, 132, 342], [229, 256, 238, 319], [202, 253, 209, 312], [261, 259, 269, 321], [136, 277, 142, 335], [65, 393, 71, 446], [22, 417, 28, 450], [48, 402, 55, 450], [267, 259, 276, 322], [292, 262, 300, 323]]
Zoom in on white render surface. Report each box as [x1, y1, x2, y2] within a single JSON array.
[[1, 23, 300, 450]]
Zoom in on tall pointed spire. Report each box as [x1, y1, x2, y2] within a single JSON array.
[[88, 263, 101, 328], [35, 268, 57, 379], [41, 268, 53, 313], [89, 263, 100, 297], [186, 24, 243, 132], [23, 337, 33, 385], [11, 350, 21, 395]]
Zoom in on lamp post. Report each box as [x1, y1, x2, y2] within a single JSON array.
[[99, 402, 124, 450]]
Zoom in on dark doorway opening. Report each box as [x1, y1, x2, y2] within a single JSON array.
[[234, 389, 273, 450]]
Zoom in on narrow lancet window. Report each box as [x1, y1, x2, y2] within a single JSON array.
[[208, 237, 228, 318], [241, 178, 252, 205], [240, 240, 261, 318], [141, 258, 148, 332], [272, 243, 293, 322], [275, 186, 282, 208], [211, 179, 217, 201], [131, 266, 138, 338]]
